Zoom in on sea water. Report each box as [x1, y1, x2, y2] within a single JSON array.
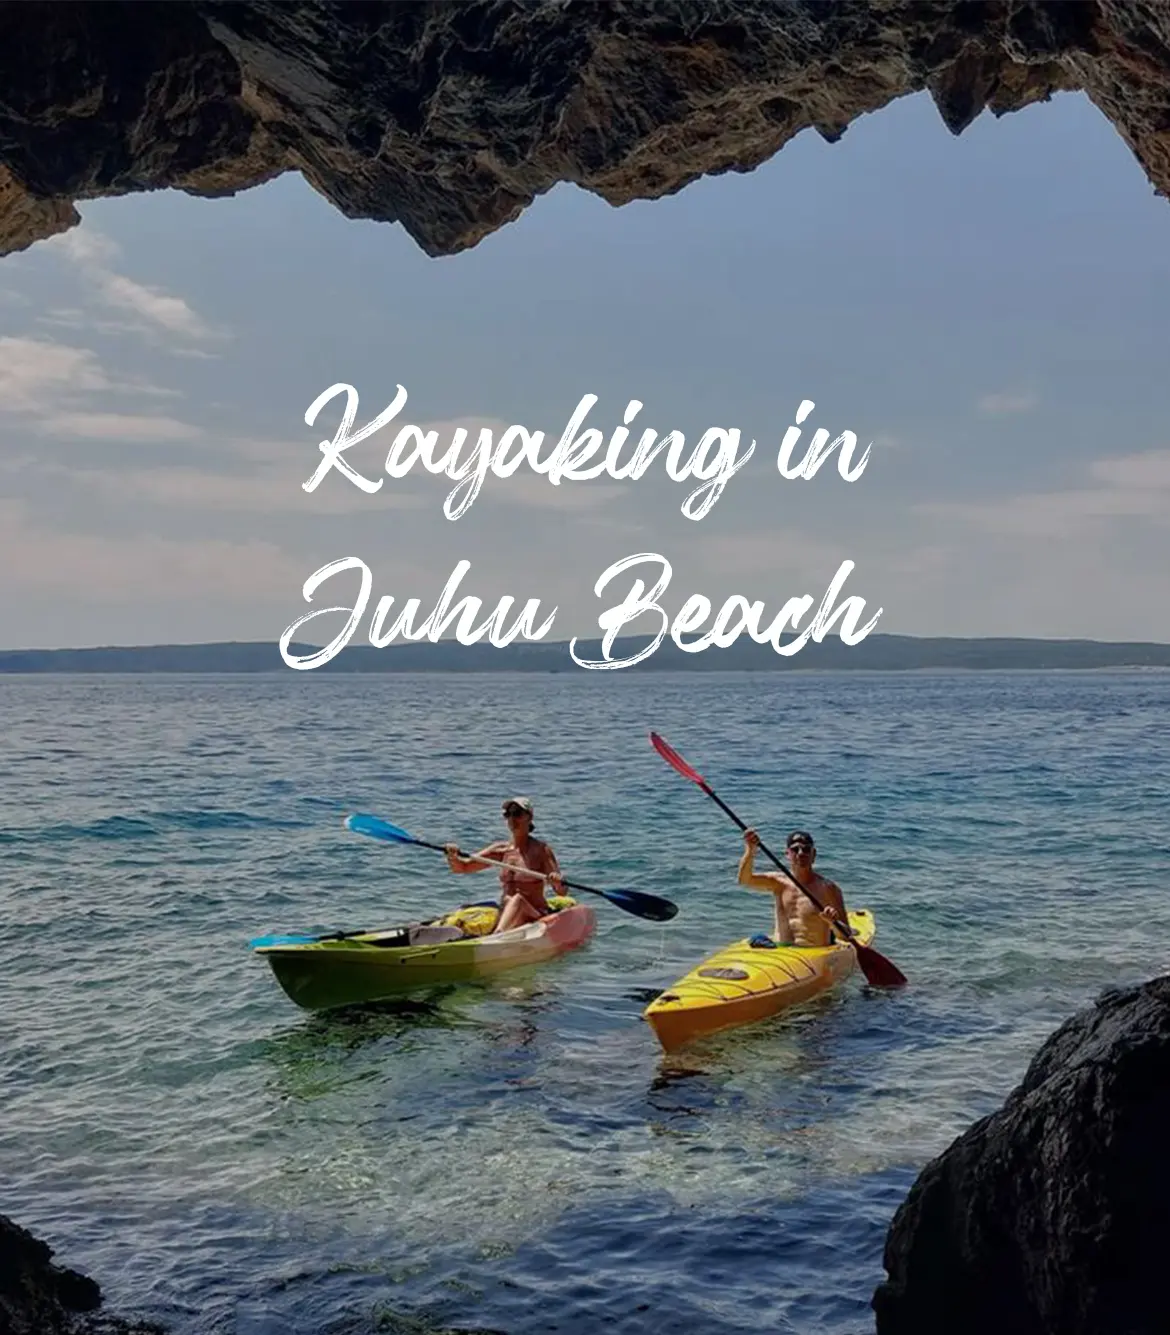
[[2, 670, 1168, 1334]]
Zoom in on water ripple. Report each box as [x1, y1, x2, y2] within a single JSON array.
[[1, 670, 1168, 1334]]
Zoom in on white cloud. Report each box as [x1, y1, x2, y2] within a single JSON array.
[[0, 336, 184, 433], [36, 307, 182, 339], [0, 336, 111, 410], [57, 230, 119, 268], [895, 535, 1170, 641], [46, 226, 217, 341], [99, 272, 211, 339], [1088, 449, 1170, 490], [977, 391, 1039, 416], [918, 447, 1170, 539], [489, 473, 626, 512], [0, 499, 301, 601], [878, 444, 1170, 638], [35, 412, 203, 442], [60, 464, 423, 514], [0, 334, 198, 459], [35, 307, 88, 328], [219, 436, 311, 464], [1, 433, 420, 514], [169, 346, 221, 361], [697, 529, 854, 579]]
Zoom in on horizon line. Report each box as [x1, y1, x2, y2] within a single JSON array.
[[3, 631, 1170, 653]]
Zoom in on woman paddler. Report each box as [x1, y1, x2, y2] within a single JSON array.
[[444, 796, 565, 934]]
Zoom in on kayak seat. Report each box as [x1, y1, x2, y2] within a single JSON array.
[[407, 925, 466, 946], [748, 932, 838, 950], [364, 929, 411, 948], [438, 895, 578, 940]]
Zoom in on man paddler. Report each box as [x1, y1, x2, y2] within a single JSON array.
[[737, 828, 848, 946]]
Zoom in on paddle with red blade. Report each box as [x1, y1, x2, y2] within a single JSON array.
[[648, 731, 907, 987]]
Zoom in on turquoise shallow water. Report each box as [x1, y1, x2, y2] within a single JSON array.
[[2, 670, 1169, 1334]]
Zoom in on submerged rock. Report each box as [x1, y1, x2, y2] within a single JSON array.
[[0, 1, 1168, 259], [0, 1213, 164, 1335], [873, 975, 1170, 1335]]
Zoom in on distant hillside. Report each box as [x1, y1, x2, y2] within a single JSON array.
[[2, 635, 1169, 673]]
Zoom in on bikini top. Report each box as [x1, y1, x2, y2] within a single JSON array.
[[497, 840, 551, 895]]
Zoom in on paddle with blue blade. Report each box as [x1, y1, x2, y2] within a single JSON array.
[[248, 899, 504, 950], [250, 928, 381, 948], [250, 931, 330, 948], [648, 731, 907, 986], [345, 812, 679, 923]]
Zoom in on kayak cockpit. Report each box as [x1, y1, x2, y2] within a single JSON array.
[[358, 923, 467, 948]]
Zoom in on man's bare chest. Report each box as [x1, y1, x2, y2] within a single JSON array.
[[777, 880, 827, 917]]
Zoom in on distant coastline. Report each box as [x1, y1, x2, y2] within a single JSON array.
[[2, 635, 1169, 673]]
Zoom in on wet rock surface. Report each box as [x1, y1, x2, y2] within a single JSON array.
[[0, 1211, 164, 1335], [873, 975, 1170, 1335], [0, 1, 1167, 259]]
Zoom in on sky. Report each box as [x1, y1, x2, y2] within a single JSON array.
[[1, 88, 1169, 651]]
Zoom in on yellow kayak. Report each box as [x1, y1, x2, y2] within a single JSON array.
[[644, 909, 876, 1051]]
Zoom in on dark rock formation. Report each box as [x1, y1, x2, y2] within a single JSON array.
[[0, 1213, 163, 1335], [1, 1213, 100, 1335], [873, 975, 1170, 1335], [0, 1, 1168, 260]]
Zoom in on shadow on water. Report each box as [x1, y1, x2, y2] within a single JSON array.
[[256, 971, 570, 1103], [638, 983, 925, 1144], [323, 1306, 506, 1335], [255, 995, 467, 1102], [268, 992, 464, 1047], [624, 986, 663, 1006]]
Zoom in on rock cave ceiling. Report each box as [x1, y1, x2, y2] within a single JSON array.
[[0, 1, 1168, 262]]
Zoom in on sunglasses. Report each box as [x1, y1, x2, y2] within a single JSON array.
[[787, 842, 814, 854], [503, 807, 528, 819]]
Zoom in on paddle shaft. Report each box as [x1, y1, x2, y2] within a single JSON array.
[[304, 834, 560, 941], [285, 840, 577, 944], [411, 832, 610, 903], [344, 812, 676, 922]]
